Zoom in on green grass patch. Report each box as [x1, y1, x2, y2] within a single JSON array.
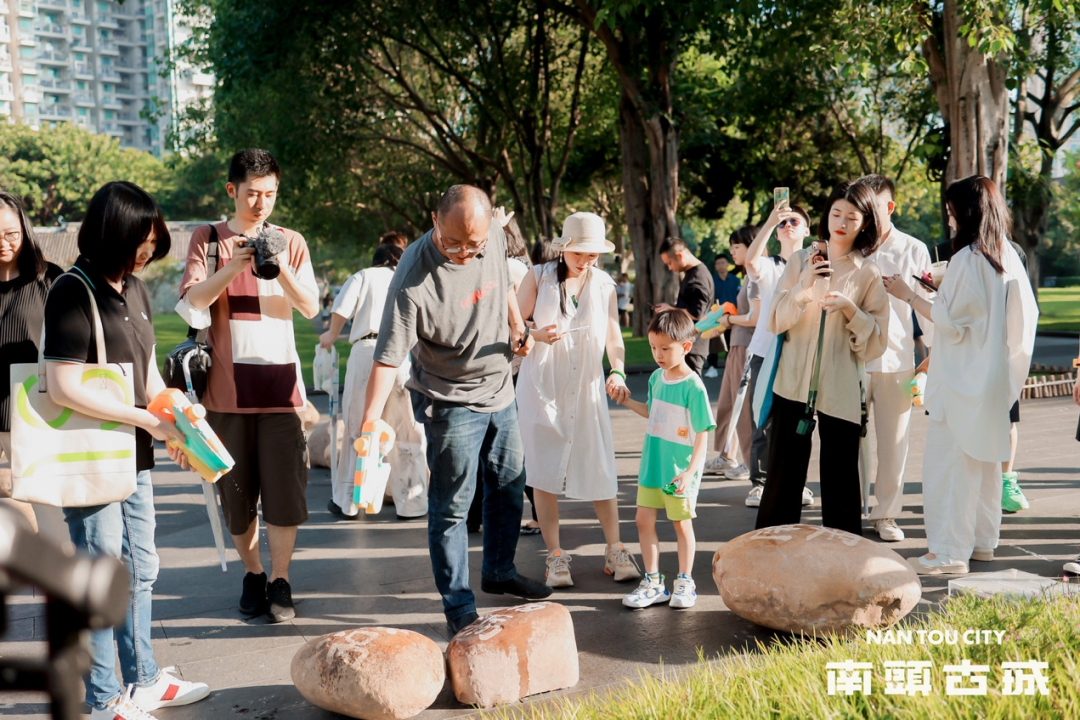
[[621, 329, 655, 368], [493, 593, 1080, 719], [152, 311, 352, 388], [1038, 287, 1080, 333]]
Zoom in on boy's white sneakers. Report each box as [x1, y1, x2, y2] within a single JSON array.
[[130, 667, 210, 710], [604, 543, 642, 582], [670, 574, 697, 609], [623, 574, 670, 608], [545, 550, 573, 588]]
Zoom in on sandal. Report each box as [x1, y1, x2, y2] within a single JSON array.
[[519, 525, 542, 536]]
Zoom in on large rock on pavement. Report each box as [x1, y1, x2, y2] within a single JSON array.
[[712, 523, 921, 635], [306, 417, 342, 469], [446, 602, 578, 707], [291, 627, 444, 719]]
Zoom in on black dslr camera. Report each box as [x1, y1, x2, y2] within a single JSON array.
[[239, 226, 288, 280]]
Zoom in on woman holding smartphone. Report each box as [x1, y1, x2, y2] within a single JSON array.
[[516, 212, 640, 589], [883, 176, 1037, 574], [755, 181, 890, 536], [44, 182, 210, 720]]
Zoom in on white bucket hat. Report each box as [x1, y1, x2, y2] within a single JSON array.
[[552, 212, 616, 254]]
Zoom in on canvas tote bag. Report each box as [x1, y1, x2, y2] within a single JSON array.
[[9, 270, 137, 507]]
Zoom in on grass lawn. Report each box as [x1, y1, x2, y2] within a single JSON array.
[[1038, 287, 1080, 332], [152, 312, 352, 389], [494, 593, 1080, 719]]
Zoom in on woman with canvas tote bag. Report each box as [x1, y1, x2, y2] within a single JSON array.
[[0, 191, 64, 539], [41, 183, 210, 720]]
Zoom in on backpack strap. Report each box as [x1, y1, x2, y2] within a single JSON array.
[[188, 223, 220, 344]]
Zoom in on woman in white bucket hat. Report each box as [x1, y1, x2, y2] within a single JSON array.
[[516, 211, 641, 588]]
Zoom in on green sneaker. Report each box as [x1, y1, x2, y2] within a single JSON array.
[[1001, 472, 1029, 513]]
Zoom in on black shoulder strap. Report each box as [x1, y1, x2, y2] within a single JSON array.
[[188, 224, 220, 344]]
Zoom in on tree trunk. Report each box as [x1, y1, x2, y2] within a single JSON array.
[[936, 0, 1010, 191], [619, 92, 654, 337]]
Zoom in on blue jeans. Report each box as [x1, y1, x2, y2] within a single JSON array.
[[426, 401, 525, 621], [64, 470, 161, 709]]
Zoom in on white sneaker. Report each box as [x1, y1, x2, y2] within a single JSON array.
[[91, 687, 159, 720], [130, 667, 209, 711], [724, 464, 750, 481], [1064, 555, 1080, 575], [622, 575, 670, 608], [545, 550, 573, 588], [670, 574, 697, 609], [745, 485, 764, 507], [911, 554, 969, 575], [802, 487, 814, 506], [604, 543, 642, 582], [703, 455, 737, 475], [873, 518, 904, 542], [704, 366, 719, 378]]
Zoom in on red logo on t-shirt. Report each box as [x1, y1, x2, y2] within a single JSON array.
[[461, 280, 499, 308]]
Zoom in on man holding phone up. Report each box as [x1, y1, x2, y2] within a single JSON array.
[[855, 174, 934, 542]]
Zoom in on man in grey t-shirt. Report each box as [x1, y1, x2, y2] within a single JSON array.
[[362, 185, 551, 636]]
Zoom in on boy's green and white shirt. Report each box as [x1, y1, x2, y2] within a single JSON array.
[[639, 369, 716, 490]]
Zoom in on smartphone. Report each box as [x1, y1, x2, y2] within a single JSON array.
[[811, 240, 833, 277], [912, 274, 938, 293], [774, 187, 790, 211]]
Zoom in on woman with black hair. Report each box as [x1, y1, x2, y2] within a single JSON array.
[[43, 182, 210, 720], [885, 176, 1037, 575], [755, 181, 890, 536], [0, 191, 64, 537]]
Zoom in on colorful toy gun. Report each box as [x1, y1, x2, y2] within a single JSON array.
[[695, 301, 738, 340], [148, 388, 235, 483], [353, 419, 396, 514], [909, 371, 927, 407]]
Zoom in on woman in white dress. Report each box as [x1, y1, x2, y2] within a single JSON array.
[[517, 212, 640, 588], [320, 243, 428, 519], [884, 176, 1037, 575]]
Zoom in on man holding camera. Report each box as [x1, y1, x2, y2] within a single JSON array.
[[178, 148, 320, 623]]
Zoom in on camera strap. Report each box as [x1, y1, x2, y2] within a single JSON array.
[[797, 309, 828, 436], [186, 224, 219, 345]]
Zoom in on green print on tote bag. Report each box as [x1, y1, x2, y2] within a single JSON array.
[[9, 270, 137, 507]]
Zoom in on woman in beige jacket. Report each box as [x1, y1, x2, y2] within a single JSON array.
[[755, 181, 890, 536]]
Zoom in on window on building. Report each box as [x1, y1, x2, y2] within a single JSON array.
[[97, 2, 108, 12], [104, 109, 114, 119], [75, 53, 85, 61], [19, 47, 33, 58], [103, 83, 112, 92], [18, 19, 32, 31], [72, 26, 83, 36], [78, 107, 87, 116], [76, 80, 85, 89], [25, 102, 37, 115]]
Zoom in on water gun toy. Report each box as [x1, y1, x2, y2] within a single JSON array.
[[695, 301, 738, 340], [148, 388, 235, 483], [908, 371, 927, 407], [353, 419, 396, 514]]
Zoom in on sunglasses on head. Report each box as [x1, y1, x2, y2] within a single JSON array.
[[777, 218, 801, 229]]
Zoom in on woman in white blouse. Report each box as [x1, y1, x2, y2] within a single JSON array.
[[884, 176, 1037, 575], [516, 212, 640, 589], [755, 181, 890, 536]]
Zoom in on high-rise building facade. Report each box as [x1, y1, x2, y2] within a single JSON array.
[[0, 0, 212, 156]]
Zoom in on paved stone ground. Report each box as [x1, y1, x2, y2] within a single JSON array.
[[2, 366, 1078, 719]]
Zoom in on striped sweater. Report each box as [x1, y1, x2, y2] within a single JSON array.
[[0, 263, 63, 431]]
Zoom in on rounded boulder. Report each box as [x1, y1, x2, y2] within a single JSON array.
[[291, 627, 444, 719], [712, 524, 921, 635]]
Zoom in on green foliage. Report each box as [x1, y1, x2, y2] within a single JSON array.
[[0, 122, 167, 225], [489, 593, 1080, 719]]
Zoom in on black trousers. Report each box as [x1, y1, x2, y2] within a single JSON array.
[[686, 352, 707, 377], [754, 395, 863, 536]]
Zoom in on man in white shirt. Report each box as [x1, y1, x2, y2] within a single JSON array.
[[857, 174, 934, 542]]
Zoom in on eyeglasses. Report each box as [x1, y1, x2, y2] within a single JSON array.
[[777, 218, 801, 229], [435, 223, 487, 257], [0, 230, 21, 244]]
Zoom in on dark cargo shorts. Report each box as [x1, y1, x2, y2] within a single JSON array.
[[206, 410, 309, 534]]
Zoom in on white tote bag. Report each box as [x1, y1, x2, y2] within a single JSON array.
[[9, 271, 137, 507]]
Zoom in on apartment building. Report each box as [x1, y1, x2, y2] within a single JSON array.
[[0, 0, 212, 156]]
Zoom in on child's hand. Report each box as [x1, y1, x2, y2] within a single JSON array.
[[672, 472, 691, 497], [606, 373, 629, 404]]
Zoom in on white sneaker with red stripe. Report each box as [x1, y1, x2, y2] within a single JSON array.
[[89, 686, 159, 720], [130, 667, 210, 711]]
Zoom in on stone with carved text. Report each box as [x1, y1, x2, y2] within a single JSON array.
[[446, 602, 578, 707], [712, 524, 921, 634]]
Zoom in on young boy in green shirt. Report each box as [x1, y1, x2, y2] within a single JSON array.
[[617, 310, 716, 608]]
